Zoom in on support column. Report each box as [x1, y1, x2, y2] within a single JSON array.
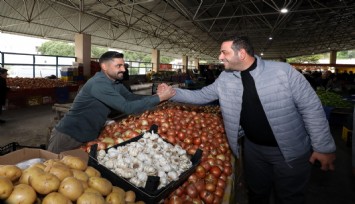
[[182, 55, 188, 73], [330, 50, 337, 64], [151, 49, 160, 72], [193, 58, 199, 70], [75, 33, 91, 78]]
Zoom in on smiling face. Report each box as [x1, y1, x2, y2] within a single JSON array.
[[219, 40, 256, 72], [218, 41, 245, 71], [101, 58, 126, 81]]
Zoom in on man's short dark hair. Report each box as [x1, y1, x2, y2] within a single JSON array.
[[224, 36, 254, 56], [99, 51, 124, 64]]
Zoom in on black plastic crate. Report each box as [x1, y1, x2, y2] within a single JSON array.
[[89, 125, 202, 204], [0, 142, 20, 156], [0, 142, 46, 156]]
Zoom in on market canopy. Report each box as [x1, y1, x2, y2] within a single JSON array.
[[0, 0, 354, 61]]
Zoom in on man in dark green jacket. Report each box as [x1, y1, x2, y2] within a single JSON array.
[[48, 51, 175, 153]]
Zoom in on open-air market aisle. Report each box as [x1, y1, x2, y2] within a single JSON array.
[[0, 104, 53, 147]]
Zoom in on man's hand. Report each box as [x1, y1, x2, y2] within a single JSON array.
[[309, 151, 336, 171], [157, 83, 169, 94], [157, 84, 175, 101]]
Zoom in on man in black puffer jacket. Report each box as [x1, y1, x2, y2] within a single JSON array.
[[0, 68, 10, 123]]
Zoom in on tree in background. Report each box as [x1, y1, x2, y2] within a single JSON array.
[[91, 46, 109, 58], [337, 50, 355, 59], [37, 41, 75, 56], [123, 50, 174, 63], [161, 56, 174, 64], [38, 41, 175, 63], [287, 54, 322, 63], [37, 41, 107, 58]]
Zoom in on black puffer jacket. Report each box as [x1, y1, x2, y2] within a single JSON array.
[[0, 76, 9, 105]]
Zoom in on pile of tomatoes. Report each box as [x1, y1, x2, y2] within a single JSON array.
[[82, 103, 233, 204]]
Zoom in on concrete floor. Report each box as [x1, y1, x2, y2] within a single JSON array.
[[0, 104, 54, 147], [0, 94, 354, 203]]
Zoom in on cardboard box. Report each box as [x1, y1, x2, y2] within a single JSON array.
[[0, 148, 88, 165], [27, 96, 42, 106], [0, 148, 58, 165]]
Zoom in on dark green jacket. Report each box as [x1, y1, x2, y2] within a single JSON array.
[[56, 71, 160, 142]]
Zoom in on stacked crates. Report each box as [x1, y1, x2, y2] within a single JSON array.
[[61, 67, 74, 82], [60, 65, 85, 82]]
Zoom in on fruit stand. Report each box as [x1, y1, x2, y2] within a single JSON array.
[[0, 102, 238, 203], [6, 78, 80, 109], [80, 102, 237, 203]]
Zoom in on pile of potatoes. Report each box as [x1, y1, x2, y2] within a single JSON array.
[[0, 155, 143, 204]]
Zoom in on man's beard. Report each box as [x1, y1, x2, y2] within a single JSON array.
[[116, 71, 124, 80]]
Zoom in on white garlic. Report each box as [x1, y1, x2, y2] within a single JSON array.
[[167, 171, 179, 181], [96, 130, 194, 190]]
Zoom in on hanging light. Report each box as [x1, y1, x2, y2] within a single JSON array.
[[269, 37, 273, 40], [280, 8, 288, 13], [261, 52, 264, 56]]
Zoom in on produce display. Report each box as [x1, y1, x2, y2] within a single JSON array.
[[82, 102, 233, 203], [0, 155, 144, 204], [7, 77, 69, 89], [97, 131, 193, 189], [316, 90, 353, 108]]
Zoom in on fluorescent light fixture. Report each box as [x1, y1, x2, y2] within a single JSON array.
[[280, 8, 288, 13]]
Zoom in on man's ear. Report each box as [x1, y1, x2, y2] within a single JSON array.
[[100, 63, 107, 71], [238, 49, 246, 60]]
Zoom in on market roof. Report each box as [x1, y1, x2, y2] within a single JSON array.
[[0, 0, 354, 61]]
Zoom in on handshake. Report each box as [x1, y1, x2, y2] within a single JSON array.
[[156, 83, 176, 102]]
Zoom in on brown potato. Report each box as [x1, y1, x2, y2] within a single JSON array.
[[42, 192, 72, 204], [125, 190, 136, 203], [106, 191, 126, 204], [44, 159, 65, 167], [72, 169, 89, 182], [80, 180, 89, 190], [61, 156, 87, 171], [111, 186, 126, 196], [29, 172, 60, 194], [45, 164, 73, 181], [85, 166, 101, 177], [0, 176, 13, 200], [84, 187, 101, 195], [31, 163, 46, 170], [6, 183, 36, 204], [77, 192, 105, 204], [58, 177, 84, 201], [88, 176, 112, 196], [19, 166, 44, 185], [0, 165, 22, 181]]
